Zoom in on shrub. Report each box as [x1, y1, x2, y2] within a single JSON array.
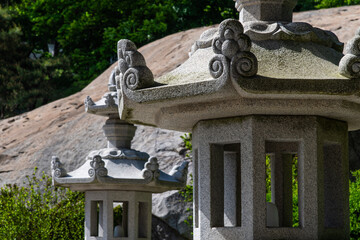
[[0, 168, 84, 239], [350, 169, 360, 240]]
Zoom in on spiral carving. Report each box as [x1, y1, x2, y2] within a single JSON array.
[[212, 37, 223, 54], [124, 68, 139, 90], [142, 169, 153, 180], [51, 156, 67, 178], [231, 52, 258, 78], [89, 155, 108, 178], [88, 168, 95, 177], [340, 30, 360, 79], [53, 168, 66, 178], [210, 19, 257, 79], [339, 55, 360, 79], [97, 168, 108, 177], [117, 39, 154, 90], [209, 54, 228, 79], [353, 62, 360, 73], [142, 156, 160, 181], [153, 170, 160, 179]]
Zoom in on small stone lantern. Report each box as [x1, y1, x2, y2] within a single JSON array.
[[51, 57, 188, 240], [111, 0, 360, 239]]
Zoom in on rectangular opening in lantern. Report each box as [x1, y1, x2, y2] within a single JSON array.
[[90, 201, 103, 237], [265, 141, 299, 228], [210, 143, 241, 228], [113, 201, 128, 238]]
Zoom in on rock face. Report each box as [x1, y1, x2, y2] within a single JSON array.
[[1, 5, 360, 239]]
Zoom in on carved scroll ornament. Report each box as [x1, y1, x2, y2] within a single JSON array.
[[88, 155, 108, 177], [51, 156, 67, 178], [116, 39, 154, 90], [339, 28, 360, 79], [209, 19, 258, 80], [142, 157, 160, 181]]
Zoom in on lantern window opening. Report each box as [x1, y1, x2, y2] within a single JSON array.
[[90, 201, 104, 237], [210, 143, 241, 228], [113, 201, 128, 238], [265, 141, 300, 228]]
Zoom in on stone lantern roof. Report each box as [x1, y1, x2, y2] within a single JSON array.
[[115, 0, 360, 132], [51, 69, 188, 192]]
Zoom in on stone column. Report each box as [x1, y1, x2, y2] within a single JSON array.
[[102, 115, 136, 149]]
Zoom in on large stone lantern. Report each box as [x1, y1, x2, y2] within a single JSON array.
[[111, 0, 360, 239], [51, 63, 188, 239]]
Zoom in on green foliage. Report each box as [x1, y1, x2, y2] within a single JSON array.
[[0, 0, 239, 119], [291, 156, 299, 227], [180, 133, 192, 158], [294, 0, 317, 11], [179, 175, 194, 229], [179, 133, 194, 231], [295, 0, 360, 11], [266, 155, 272, 202], [350, 169, 360, 240], [0, 7, 73, 118], [265, 155, 299, 227], [172, 0, 237, 30], [113, 204, 123, 227], [0, 168, 84, 239], [314, 0, 360, 9]]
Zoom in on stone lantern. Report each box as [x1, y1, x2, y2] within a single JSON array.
[[111, 0, 360, 239], [51, 52, 188, 240]]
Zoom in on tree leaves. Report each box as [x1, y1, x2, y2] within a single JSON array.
[[0, 169, 84, 239]]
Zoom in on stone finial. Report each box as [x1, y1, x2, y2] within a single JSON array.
[[209, 19, 258, 80], [116, 39, 154, 90], [88, 155, 108, 177], [84, 96, 95, 112], [234, 0, 298, 23], [339, 28, 360, 79], [51, 156, 67, 178], [142, 157, 160, 181]]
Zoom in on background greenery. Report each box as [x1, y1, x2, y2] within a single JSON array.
[[0, 169, 84, 239], [1, 0, 359, 118]]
